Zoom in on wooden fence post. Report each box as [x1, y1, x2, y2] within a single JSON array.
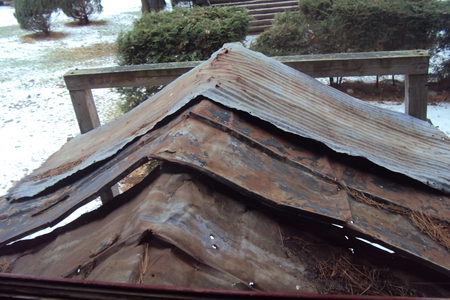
[[405, 74, 428, 121], [68, 89, 119, 203], [69, 89, 101, 134]]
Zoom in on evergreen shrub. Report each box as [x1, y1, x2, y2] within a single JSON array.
[[116, 6, 251, 113], [14, 0, 60, 35], [251, 0, 450, 56], [60, 0, 103, 25]]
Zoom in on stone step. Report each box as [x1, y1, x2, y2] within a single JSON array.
[[247, 5, 297, 15], [195, 0, 298, 33], [248, 24, 271, 34], [214, 0, 298, 10], [251, 12, 276, 20], [250, 18, 273, 27]]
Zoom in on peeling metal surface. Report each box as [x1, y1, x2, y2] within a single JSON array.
[[5, 44, 450, 201], [0, 165, 448, 296], [1, 45, 450, 289], [347, 199, 450, 275], [0, 101, 352, 246], [2, 170, 319, 293], [191, 101, 450, 222], [0, 100, 449, 278]]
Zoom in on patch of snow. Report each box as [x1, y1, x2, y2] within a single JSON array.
[[0, 0, 141, 195], [370, 101, 450, 137], [12, 198, 102, 243], [0, 5, 17, 27]]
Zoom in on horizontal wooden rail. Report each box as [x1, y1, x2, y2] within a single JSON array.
[[64, 50, 430, 133], [64, 61, 202, 91], [64, 50, 429, 130], [64, 50, 429, 91], [276, 50, 429, 78]]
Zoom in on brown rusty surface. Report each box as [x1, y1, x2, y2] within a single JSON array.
[[6, 44, 450, 202], [0, 101, 351, 246], [1, 166, 448, 296], [190, 101, 450, 222], [347, 198, 450, 275], [2, 170, 319, 293], [1, 100, 450, 278], [0, 165, 449, 297]]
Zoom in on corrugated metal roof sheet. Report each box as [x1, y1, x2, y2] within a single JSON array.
[[1, 99, 449, 277], [0, 44, 449, 295], [5, 43, 449, 202]]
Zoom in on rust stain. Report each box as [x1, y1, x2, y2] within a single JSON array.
[[27, 156, 88, 182], [7, 43, 450, 202], [89, 233, 121, 258], [1, 45, 450, 283], [31, 196, 69, 217], [1, 100, 449, 272]]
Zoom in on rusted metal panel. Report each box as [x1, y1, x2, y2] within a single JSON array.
[[1, 44, 450, 291], [199, 46, 450, 193], [0, 102, 352, 246], [1, 100, 450, 278], [6, 44, 448, 203], [1, 164, 448, 296], [347, 198, 450, 275], [190, 101, 450, 223], [2, 170, 319, 293]]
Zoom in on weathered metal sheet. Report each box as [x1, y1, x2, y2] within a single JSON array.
[[2, 170, 320, 293], [0, 101, 352, 246], [199, 46, 450, 193], [1, 165, 448, 296], [347, 199, 450, 275], [5, 44, 450, 202], [191, 101, 450, 222], [1, 100, 449, 277]]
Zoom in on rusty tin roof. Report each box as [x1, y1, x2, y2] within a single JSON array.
[[0, 44, 449, 296]]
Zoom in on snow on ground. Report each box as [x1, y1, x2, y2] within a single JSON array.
[[0, 1, 141, 195], [372, 101, 450, 136], [0, 1, 449, 199]]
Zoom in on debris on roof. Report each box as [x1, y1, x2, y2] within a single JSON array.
[[0, 44, 449, 297]]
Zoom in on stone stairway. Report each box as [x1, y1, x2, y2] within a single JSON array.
[[196, 0, 299, 34]]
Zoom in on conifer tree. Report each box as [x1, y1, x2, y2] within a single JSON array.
[[60, 0, 103, 25], [14, 0, 59, 35]]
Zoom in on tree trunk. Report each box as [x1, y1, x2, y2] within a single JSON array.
[[142, 0, 166, 13], [141, 0, 150, 13]]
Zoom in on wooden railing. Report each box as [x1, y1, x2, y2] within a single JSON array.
[[64, 49, 430, 135]]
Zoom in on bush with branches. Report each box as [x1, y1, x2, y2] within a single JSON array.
[[60, 0, 103, 25], [251, 0, 450, 56], [116, 6, 251, 113], [251, 0, 450, 87], [13, 0, 60, 35]]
